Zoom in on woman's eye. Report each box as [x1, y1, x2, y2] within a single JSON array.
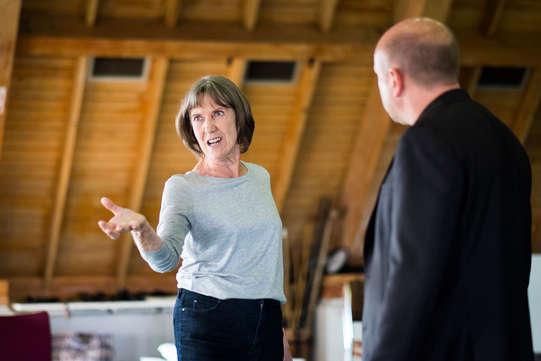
[[213, 110, 224, 117], [192, 115, 202, 122]]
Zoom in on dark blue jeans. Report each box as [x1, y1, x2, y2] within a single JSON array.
[[173, 288, 284, 361]]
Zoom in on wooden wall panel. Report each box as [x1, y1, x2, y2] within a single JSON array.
[[100, 0, 164, 19], [447, 0, 484, 30], [499, 0, 541, 33], [260, 0, 318, 24], [181, 0, 242, 23], [131, 60, 229, 275], [243, 84, 297, 179], [22, 0, 85, 17], [334, 0, 393, 29], [55, 80, 148, 276], [0, 56, 75, 276], [283, 62, 370, 249], [475, 89, 523, 127]]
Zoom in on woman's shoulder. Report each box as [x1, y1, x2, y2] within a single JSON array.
[[243, 161, 270, 178], [163, 172, 199, 191]]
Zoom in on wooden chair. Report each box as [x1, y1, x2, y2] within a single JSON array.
[[0, 311, 52, 361]]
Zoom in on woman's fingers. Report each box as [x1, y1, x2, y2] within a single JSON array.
[[98, 197, 144, 238], [100, 197, 122, 215], [98, 220, 117, 239]]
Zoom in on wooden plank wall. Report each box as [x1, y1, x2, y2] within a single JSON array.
[[283, 62, 372, 250], [0, 56, 76, 277]]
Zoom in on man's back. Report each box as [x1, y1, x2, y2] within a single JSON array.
[[417, 89, 533, 360], [362, 89, 534, 361]]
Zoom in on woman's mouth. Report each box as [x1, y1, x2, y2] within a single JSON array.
[[207, 137, 222, 146]]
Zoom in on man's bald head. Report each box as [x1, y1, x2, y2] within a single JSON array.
[[375, 18, 459, 87]]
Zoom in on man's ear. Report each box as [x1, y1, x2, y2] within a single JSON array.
[[388, 67, 404, 97]]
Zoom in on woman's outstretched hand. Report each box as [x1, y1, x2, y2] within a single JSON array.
[[98, 197, 146, 239]]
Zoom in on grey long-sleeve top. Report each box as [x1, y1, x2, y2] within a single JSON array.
[[140, 161, 286, 303]]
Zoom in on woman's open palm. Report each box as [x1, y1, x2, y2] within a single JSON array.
[[97, 197, 145, 239]]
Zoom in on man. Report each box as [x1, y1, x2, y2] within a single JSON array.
[[362, 17, 534, 361]]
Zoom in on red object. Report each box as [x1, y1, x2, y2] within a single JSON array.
[[0, 311, 52, 361]]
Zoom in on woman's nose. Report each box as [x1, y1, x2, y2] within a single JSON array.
[[204, 118, 216, 132]]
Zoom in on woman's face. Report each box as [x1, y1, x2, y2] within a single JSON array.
[[189, 94, 239, 161]]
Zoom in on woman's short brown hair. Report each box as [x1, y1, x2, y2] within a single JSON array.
[[176, 75, 255, 154]]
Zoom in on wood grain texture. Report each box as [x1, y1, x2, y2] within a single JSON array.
[[512, 68, 541, 143], [319, 0, 339, 32], [44, 57, 89, 287], [244, 0, 261, 31], [116, 57, 169, 287], [164, 0, 181, 28], [86, 0, 99, 27], [274, 60, 321, 211], [0, 0, 22, 157]]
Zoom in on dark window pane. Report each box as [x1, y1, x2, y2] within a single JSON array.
[[478, 66, 527, 88], [245, 61, 296, 82], [92, 57, 146, 77]]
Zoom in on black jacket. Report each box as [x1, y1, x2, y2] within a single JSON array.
[[362, 89, 534, 361]]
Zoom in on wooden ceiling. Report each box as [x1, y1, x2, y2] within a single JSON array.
[[0, 0, 540, 301]]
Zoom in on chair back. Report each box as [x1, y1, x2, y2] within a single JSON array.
[[0, 311, 52, 361]]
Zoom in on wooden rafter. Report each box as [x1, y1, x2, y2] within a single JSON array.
[[512, 68, 541, 144], [44, 57, 89, 287], [16, 16, 541, 67], [319, 0, 339, 33], [244, 0, 262, 31], [10, 276, 177, 301], [273, 60, 322, 212], [164, 0, 181, 28], [340, 0, 453, 264], [86, 0, 99, 27], [394, 0, 453, 22], [228, 58, 247, 88], [0, 0, 21, 158], [459, 66, 482, 97], [116, 57, 169, 288], [340, 82, 396, 263], [16, 15, 380, 63], [482, 0, 507, 37]]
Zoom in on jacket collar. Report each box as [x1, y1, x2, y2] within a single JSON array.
[[414, 88, 470, 127]]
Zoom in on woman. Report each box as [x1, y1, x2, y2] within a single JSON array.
[[98, 75, 292, 361]]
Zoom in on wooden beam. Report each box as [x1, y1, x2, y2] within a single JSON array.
[[16, 15, 378, 63], [0, 0, 21, 158], [459, 66, 482, 98], [340, 81, 396, 263], [228, 58, 247, 88], [44, 57, 89, 287], [512, 68, 541, 144], [273, 60, 322, 211], [0, 279, 8, 305], [9, 276, 177, 301], [16, 16, 540, 67], [164, 0, 181, 28], [244, 0, 262, 31], [319, 0, 339, 33], [116, 57, 169, 288], [394, 0, 453, 22], [341, 0, 453, 265], [86, 0, 99, 27], [481, 0, 507, 37], [458, 32, 541, 67]]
